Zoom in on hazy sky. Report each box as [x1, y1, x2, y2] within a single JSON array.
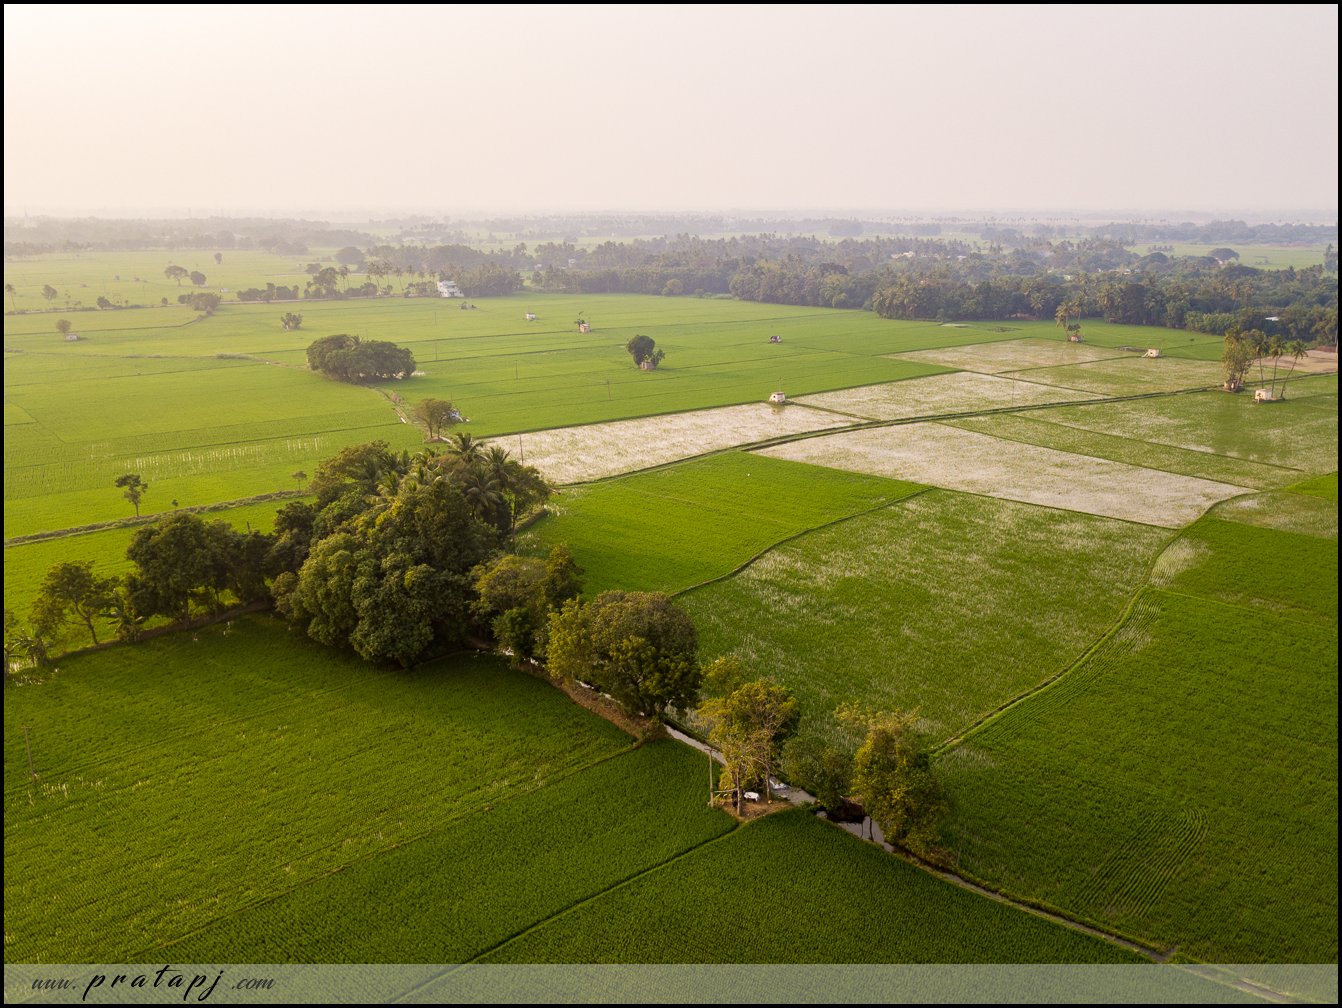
[[4, 4, 1337, 217]]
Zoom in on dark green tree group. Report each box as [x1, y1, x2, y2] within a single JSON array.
[[546, 591, 700, 719], [306, 334, 416, 382]]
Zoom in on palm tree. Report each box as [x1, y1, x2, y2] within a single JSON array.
[[459, 467, 504, 527], [1274, 339, 1308, 399], [443, 432, 485, 470]]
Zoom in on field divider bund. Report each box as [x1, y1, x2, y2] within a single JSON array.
[[812, 814, 1174, 964], [457, 821, 746, 969], [671, 488, 933, 599], [4, 490, 310, 547]]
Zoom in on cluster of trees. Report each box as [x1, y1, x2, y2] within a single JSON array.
[[236, 284, 300, 302], [178, 292, 221, 313], [781, 704, 947, 857], [9, 438, 555, 668], [1221, 328, 1309, 395], [306, 334, 416, 382], [546, 591, 702, 719], [163, 265, 208, 287]]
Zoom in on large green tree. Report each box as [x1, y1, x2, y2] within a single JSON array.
[[30, 561, 119, 646], [697, 666, 799, 813], [412, 397, 459, 441], [306, 333, 415, 382], [277, 477, 496, 665], [546, 591, 700, 718], [472, 545, 583, 660], [847, 707, 947, 857]]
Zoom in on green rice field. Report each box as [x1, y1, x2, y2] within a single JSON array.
[[2, 617, 632, 963], [522, 452, 923, 594], [679, 490, 1171, 742], [939, 511, 1339, 963], [481, 809, 1142, 964]]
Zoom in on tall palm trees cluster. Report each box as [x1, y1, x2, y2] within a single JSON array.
[[367, 433, 550, 537]]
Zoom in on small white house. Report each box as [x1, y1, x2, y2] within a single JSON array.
[[1254, 388, 1278, 402], [525, 312, 537, 321], [64, 332, 80, 342], [769, 391, 787, 404], [437, 280, 463, 298], [1144, 348, 1162, 358], [578, 322, 590, 334]]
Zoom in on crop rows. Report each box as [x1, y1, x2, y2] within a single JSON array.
[[1072, 807, 1207, 922], [523, 451, 921, 594], [681, 490, 1168, 743], [481, 810, 1142, 963], [2, 618, 631, 963], [168, 742, 732, 963]]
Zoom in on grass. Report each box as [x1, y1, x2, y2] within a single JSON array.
[[480, 809, 1143, 963], [2, 617, 632, 963], [2, 248, 335, 314], [1209, 489, 1338, 540], [1287, 471, 1338, 501], [522, 452, 922, 594], [939, 585, 1337, 963], [679, 490, 1169, 742]]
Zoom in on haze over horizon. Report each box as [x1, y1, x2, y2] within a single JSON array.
[[5, 4, 1338, 219]]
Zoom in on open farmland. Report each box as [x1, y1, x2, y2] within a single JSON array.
[[894, 337, 1130, 373], [1, 616, 635, 963], [522, 451, 922, 594], [680, 490, 1169, 742], [1031, 375, 1338, 474], [938, 509, 1339, 963], [944, 413, 1305, 489], [756, 421, 1249, 527], [167, 742, 733, 963], [480, 809, 1142, 964], [1, 248, 331, 313], [498, 402, 852, 485], [999, 356, 1228, 396], [794, 371, 1100, 420]]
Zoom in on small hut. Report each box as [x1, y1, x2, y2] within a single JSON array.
[[640, 360, 656, 371], [1254, 388, 1278, 402], [769, 334, 782, 344], [64, 332, 80, 342], [578, 322, 590, 334], [768, 391, 787, 404], [525, 313, 537, 321], [1067, 332, 1083, 343], [1144, 348, 1162, 358]]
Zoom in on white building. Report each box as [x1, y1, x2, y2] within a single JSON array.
[[437, 280, 463, 298]]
